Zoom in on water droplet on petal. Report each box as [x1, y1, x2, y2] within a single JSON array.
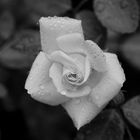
[[61, 90, 66, 95], [38, 90, 43, 96], [40, 85, 45, 90]]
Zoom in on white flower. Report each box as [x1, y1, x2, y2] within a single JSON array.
[[25, 17, 125, 129]]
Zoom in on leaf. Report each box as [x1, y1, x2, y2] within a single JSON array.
[[122, 95, 140, 129], [120, 33, 140, 70], [125, 124, 135, 140], [0, 30, 41, 69], [0, 10, 15, 44], [94, 0, 139, 33], [76, 10, 106, 48], [75, 109, 124, 140], [20, 95, 72, 140], [24, 0, 71, 24]]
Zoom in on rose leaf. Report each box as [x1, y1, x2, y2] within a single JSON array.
[[120, 33, 140, 70], [24, 0, 72, 24], [0, 10, 15, 45], [75, 109, 124, 140], [0, 30, 41, 69], [122, 95, 140, 129], [94, 0, 139, 33], [76, 10, 106, 48]]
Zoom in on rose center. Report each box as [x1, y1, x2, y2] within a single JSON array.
[[65, 72, 83, 85]]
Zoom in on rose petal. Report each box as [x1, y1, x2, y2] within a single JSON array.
[[56, 33, 84, 53], [25, 51, 51, 93], [51, 51, 90, 84], [49, 62, 65, 92], [49, 55, 91, 98], [69, 53, 86, 77], [50, 51, 77, 69], [39, 17, 83, 54], [60, 86, 91, 98], [50, 51, 83, 75], [84, 40, 107, 72], [25, 51, 68, 105], [62, 96, 105, 129], [69, 54, 91, 84], [90, 52, 125, 107], [83, 56, 91, 83], [31, 80, 69, 105]]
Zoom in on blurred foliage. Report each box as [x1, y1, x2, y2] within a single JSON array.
[[75, 109, 124, 140], [0, 0, 140, 140], [94, 0, 139, 33], [122, 96, 140, 129], [0, 30, 40, 69], [76, 10, 106, 47]]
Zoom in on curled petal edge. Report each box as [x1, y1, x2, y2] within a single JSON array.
[[25, 51, 69, 105], [90, 52, 125, 107]]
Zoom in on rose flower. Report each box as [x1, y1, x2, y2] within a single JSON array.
[[25, 17, 125, 129]]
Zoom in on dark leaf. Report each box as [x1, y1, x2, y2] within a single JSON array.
[[20, 95, 73, 140], [122, 95, 140, 129], [76, 10, 106, 48], [0, 10, 15, 44], [120, 33, 140, 70], [125, 125, 135, 140], [104, 29, 120, 52], [0, 30, 41, 69], [24, 0, 71, 24], [94, 0, 139, 33], [75, 109, 124, 140]]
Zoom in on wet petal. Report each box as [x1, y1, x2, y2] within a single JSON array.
[[83, 56, 91, 83], [25, 51, 52, 93], [61, 53, 90, 93], [56, 33, 84, 53], [50, 51, 77, 69], [25, 51, 68, 105], [90, 52, 125, 107], [49, 62, 65, 92], [69, 53, 85, 77], [50, 51, 83, 75], [62, 96, 105, 129], [39, 17, 83, 54], [31, 80, 69, 105], [84, 40, 107, 72], [69, 54, 91, 84], [61, 86, 91, 98]]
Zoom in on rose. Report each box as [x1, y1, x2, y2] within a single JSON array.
[[25, 17, 125, 129]]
